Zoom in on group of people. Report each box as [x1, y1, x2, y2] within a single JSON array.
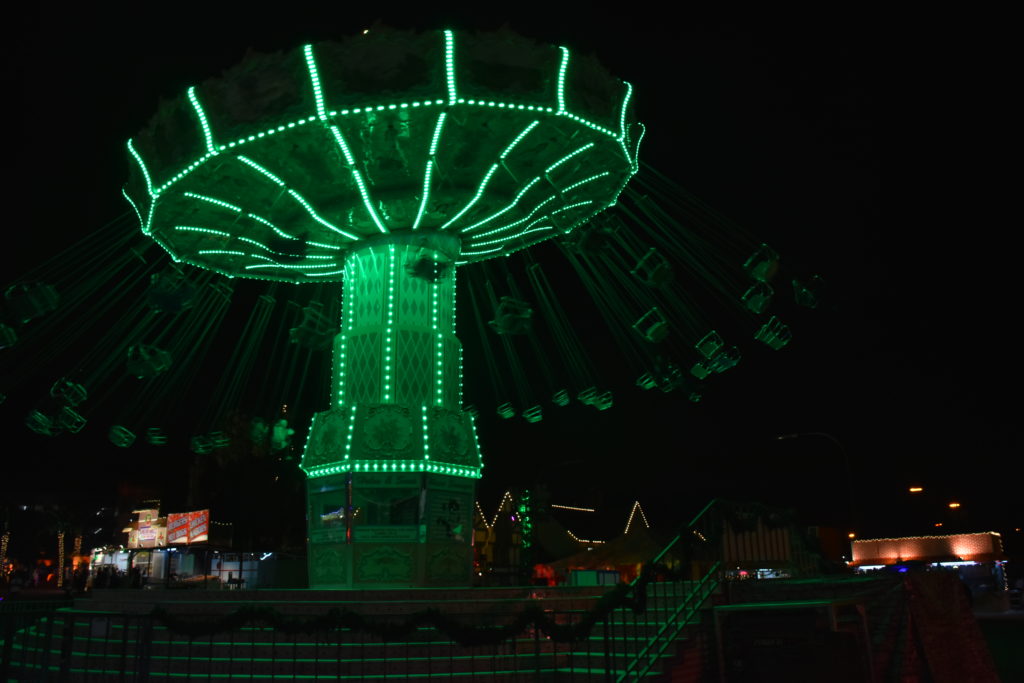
[[1, 562, 148, 594]]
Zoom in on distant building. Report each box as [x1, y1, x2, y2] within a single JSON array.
[[851, 532, 1009, 609]]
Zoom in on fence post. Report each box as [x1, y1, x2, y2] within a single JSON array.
[[135, 615, 153, 682], [58, 612, 74, 680]]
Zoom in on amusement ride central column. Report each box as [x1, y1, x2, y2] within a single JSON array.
[[301, 232, 483, 588]]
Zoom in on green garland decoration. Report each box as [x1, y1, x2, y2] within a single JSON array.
[[146, 563, 687, 647]]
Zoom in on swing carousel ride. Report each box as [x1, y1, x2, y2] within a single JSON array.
[[1, 27, 825, 586]]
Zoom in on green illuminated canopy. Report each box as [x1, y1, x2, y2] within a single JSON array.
[[126, 28, 643, 283]]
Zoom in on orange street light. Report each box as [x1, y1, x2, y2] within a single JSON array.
[[909, 486, 923, 493], [948, 502, 961, 509]]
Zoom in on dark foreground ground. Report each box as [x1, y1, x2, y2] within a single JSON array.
[[976, 611, 1024, 682]]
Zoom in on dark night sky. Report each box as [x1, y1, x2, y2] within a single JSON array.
[[3, 8, 1018, 547]]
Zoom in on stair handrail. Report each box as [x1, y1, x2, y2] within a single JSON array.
[[614, 498, 724, 681]]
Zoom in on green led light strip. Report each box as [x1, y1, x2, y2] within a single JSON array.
[[329, 125, 389, 234], [305, 268, 347, 278], [500, 120, 540, 160], [303, 45, 328, 120], [337, 261, 354, 405], [440, 164, 498, 231], [183, 191, 242, 213], [244, 261, 340, 271], [444, 30, 457, 104], [287, 187, 361, 240], [173, 225, 232, 237], [308, 240, 343, 251], [187, 86, 218, 155], [556, 47, 570, 113], [245, 212, 296, 240], [121, 188, 147, 233], [412, 112, 447, 230], [469, 414, 484, 471], [421, 405, 431, 460], [468, 224, 547, 250], [299, 413, 318, 466], [551, 199, 594, 215], [544, 142, 596, 174], [126, 139, 154, 198], [383, 245, 396, 402], [344, 404, 357, 458], [237, 155, 285, 186], [432, 280, 443, 405], [561, 171, 611, 194], [198, 249, 245, 257], [306, 460, 481, 478], [459, 246, 503, 258], [457, 347, 464, 405], [631, 122, 646, 170], [618, 81, 633, 142]]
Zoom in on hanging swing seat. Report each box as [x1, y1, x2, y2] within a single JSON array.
[[741, 282, 774, 314], [126, 345, 172, 379], [147, 269, 197, 313], [26, 410, 60, 436], [109, 425, 136, 448], [695, 331, 725, 359], [631, 248, 673, 287], [289, 302, 336, 350], [57, 406, 86, 433], [0, 323, 16, 349], [146, 427, 168, 445], [4, 282, 59, 324], [743, 243, 780, 282], [633, 307, 668, 343], [792, 275, 825, 308], [209, 430, 231, 449], [50, 378, 87, 406], [489, 297, 533, 335], [754, 316, 792, 350], [191, 435, 213, 454]]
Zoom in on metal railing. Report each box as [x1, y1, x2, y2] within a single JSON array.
[[1, 597, 75, 682], [0, 501, 734, 681], [3, 607, 607, 681]]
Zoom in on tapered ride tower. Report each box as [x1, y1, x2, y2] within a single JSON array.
[[302, 233, 483, 587]]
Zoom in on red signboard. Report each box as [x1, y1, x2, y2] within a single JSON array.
[[167, 513, 189, 544], [188, 509, 210, 543], [166, 510, 210, 544]]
